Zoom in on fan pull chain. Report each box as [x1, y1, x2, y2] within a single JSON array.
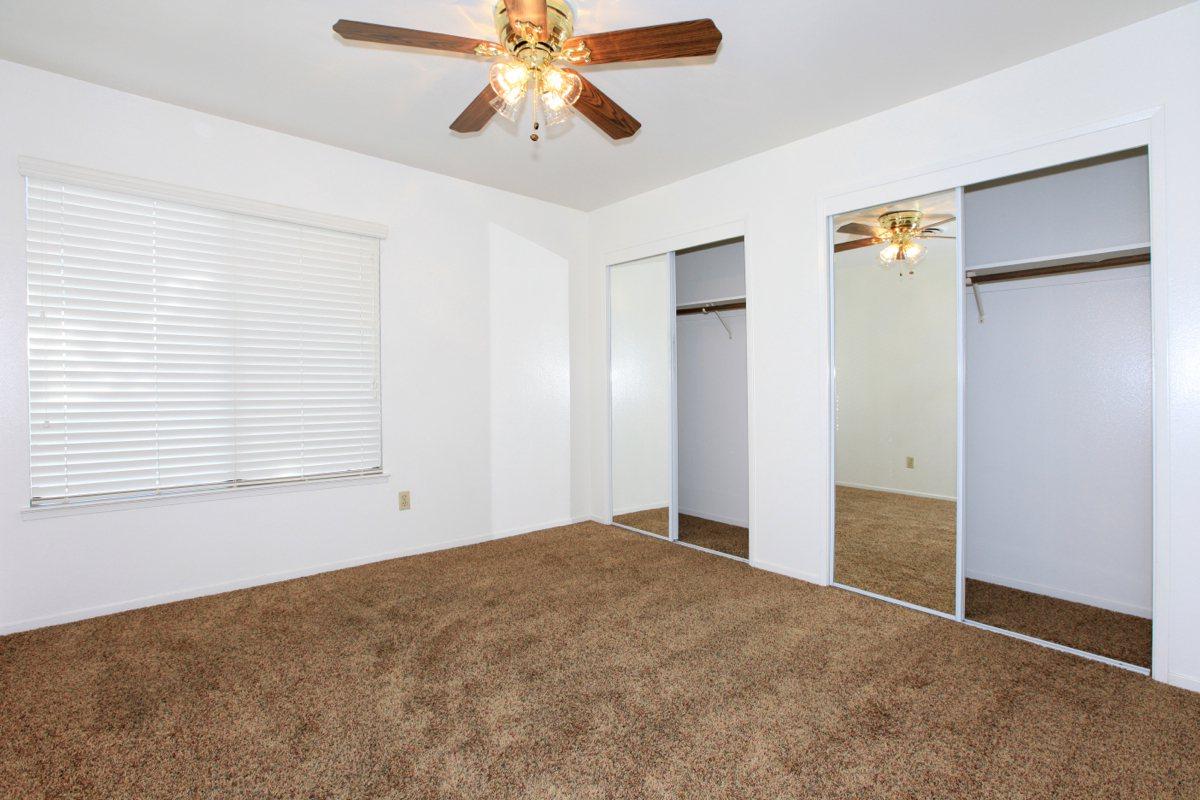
[[530, 87, 540, 142]]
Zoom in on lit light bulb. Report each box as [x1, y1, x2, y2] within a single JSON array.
[[878, 238, 925, 269], [538, 67, 582, 126], [488, 60, 531, 120], [490, 61, 530, 99]]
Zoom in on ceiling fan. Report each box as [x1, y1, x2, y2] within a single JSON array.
[[333, 1, 722, 142], [835, 210, 956, 273]]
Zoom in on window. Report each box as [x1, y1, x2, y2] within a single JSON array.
[[24, 164, 383, 507]]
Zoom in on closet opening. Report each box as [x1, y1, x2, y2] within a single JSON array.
[[962, 147, 1152, 669], [608, 237, 750, 562]]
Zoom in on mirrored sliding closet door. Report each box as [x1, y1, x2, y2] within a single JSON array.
[[831, 190, 960, 615], [609, 254, 673, 539]]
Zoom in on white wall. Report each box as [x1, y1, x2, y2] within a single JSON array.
[[0, 59, 588, 633], [675, 240, 747, 305], [489, 225, 572, 537], [965, 266, 1151, 616], [834, 236, 958, 500], [676, 241, 749, 527], [585, 4, 1200, 690], [609, 255, 671, 515], [965, 150, 1150, 267]]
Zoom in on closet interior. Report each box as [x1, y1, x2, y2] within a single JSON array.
[[830, 147, 1152, 669], [609, 239, 750, 560]]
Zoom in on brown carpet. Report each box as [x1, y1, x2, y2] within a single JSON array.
[[679, 514, 749, 559], [834, 486, 957, 614], [967, 579, 1152, 668], [3, 522, 1199, 799], [614, 508, 749, 559], [613, 507, 668, 537]]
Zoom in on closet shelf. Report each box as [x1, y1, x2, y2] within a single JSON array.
[[966, 243, 1150, 285]]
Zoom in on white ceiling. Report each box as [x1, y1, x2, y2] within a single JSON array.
[[0, 0, 1188, 210]]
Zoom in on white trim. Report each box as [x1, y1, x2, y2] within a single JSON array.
[[611, 522, 670, 540], [678, 508, 749, 528], [962, 619, 1149, 675], [832, 582, 958, 621], [673, 539, 748, 564], [966, 242, 1150, 275], [604, 219, 746, 267], [20, 472, 391, 520], [668, 250, 680, 542], [17, 156, 389, 239], [491, 516, 591, 540], [965, 570, 1152, 619], [834, 482, 957, 502], [751, 558, 824, 586], [0, 530, 490, 636]]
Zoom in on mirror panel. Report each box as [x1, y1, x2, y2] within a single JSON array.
[[610, 255, 672, 538], [832, 190, 959, 614]]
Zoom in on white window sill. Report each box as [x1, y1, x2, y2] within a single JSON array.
[[20, 473, 391, 520]]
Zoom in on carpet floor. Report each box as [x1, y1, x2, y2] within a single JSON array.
[[967, 579, 1152, 668], [834, 486, 957, 614], [612, 507, 669, 537], [612, 508, 749, 559], [3, 522, 1198, 799], [679, 514, 749, 559]]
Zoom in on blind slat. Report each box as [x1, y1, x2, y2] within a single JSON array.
[[26, 177, 382, 505]]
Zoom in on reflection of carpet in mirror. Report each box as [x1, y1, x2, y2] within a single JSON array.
[[679, 515, 748, 559], [613, 508, 669, 537], [612, 508, 749, 559], [967, 580, 1151, 667], [835, 486, 957, 614]]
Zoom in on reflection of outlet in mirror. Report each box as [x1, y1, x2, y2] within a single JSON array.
[[905, 457, 915, 469], [398, 490, 411, 510]]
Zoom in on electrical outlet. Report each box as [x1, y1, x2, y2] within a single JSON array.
[[905, 456, 915, 469], [398, 490, 411, 511]]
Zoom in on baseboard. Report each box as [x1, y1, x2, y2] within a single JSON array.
[[679, 508, 749, 528], [751, 558, 826, 586], [491, 516, 590, 540], [612, 502, 669, 516], [835, 481, 956, 502], [0, 522, 582, 636], [964, 569, 1152, 618], [1166, 671, 1200, 693]]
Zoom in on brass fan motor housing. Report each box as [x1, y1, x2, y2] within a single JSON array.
[[878, 210, 924, 235], [493, 0, 578, 65]]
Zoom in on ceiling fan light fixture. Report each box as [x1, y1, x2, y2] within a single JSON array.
[[489, 60, 532, 102], [879, 239, 925, 268]]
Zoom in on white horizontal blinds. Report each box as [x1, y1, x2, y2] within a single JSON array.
[[26, 178, 381, 505]]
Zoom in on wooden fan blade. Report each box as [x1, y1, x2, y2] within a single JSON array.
[[836, 222, 880, 237], [566, 71, 641, 139], [565, 19, 722, 64], [333, 20, 490, 55], [834, 238, 881, 253], [918, 215, 955, 230], [506, 0, 548, 32], [450, 86, 497, 133]]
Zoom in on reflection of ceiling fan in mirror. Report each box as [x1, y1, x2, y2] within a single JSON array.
[[333, 1, 722, 142], [836, 210, 956, 274]]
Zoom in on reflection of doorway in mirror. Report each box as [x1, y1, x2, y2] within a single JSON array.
[[832, 190, 959, 615], [609, 255, 672, 539]]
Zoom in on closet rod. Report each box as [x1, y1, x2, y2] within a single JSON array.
[[676, 300, 746, 316], [966, 253, 1149, 286]]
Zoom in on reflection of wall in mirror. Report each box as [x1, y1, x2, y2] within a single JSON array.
[[834, 234, 958, 500], [610, 256, 671, 515]]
